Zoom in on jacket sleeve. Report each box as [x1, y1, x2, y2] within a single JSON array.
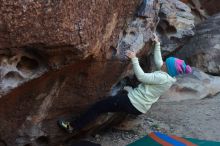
[[154, 42, 163, 70], [131, 57, 165, 84]]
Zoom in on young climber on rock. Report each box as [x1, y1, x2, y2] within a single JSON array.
[[57, 33, 192, 133]]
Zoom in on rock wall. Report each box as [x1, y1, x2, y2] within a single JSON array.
[[177, 13, 220, 75], [0, 0, 161, 146], [0, 1, 138, 145], [157, 0, 195, 56]]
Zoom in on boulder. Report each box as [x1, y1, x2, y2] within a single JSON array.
[[160, 68, 220, 102], [177, 13, 220, 75], [157, 0, 195, 56], [0, 0, 161, 146]]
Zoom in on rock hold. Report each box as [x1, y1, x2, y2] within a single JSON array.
[[137, 0, 160, 18], [116, 0, 160, 61]]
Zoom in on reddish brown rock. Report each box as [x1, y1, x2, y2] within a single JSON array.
[[181, 0, 220, 23], [199, 0, 220, 16], [0, 0, 161, 146]]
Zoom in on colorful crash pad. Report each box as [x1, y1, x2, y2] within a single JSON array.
[[128, 132, 220, 146]]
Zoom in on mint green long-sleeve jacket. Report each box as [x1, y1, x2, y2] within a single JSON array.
[[128, 42, 176, 113]]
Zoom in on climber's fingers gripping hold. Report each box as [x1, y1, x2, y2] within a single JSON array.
[[126, 50, 136, 59], [152, 33, 159, 43]]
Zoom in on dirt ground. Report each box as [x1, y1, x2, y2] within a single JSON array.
[[84, 93, 220, 146]]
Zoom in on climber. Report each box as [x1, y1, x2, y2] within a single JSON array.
[[57, 33, 192, 134]]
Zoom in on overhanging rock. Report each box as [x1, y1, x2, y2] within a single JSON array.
[[0, 0, 161, 145]]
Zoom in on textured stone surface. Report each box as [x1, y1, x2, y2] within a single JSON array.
[[160, 68, 220, 101], [0, 49, 47, 96], [181, 0, 220, 16], [199, 0, 220, 16], [157, 0, 195, 56], [177, 13, 220, 75], [0, 0, 162, 146]]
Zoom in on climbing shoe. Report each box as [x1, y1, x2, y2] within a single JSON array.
[[57, 119, 74, 134]]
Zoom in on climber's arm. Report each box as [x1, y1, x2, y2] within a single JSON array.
[[153, 33, 163, 70], [126, 50, 164, 84]]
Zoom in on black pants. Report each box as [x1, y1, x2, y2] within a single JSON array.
[[71, 91, 142, 130]]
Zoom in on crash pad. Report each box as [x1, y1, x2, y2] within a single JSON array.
[[128, 132, 220, 146]]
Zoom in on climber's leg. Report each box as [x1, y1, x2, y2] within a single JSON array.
[[70, 91, 142, 130]]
